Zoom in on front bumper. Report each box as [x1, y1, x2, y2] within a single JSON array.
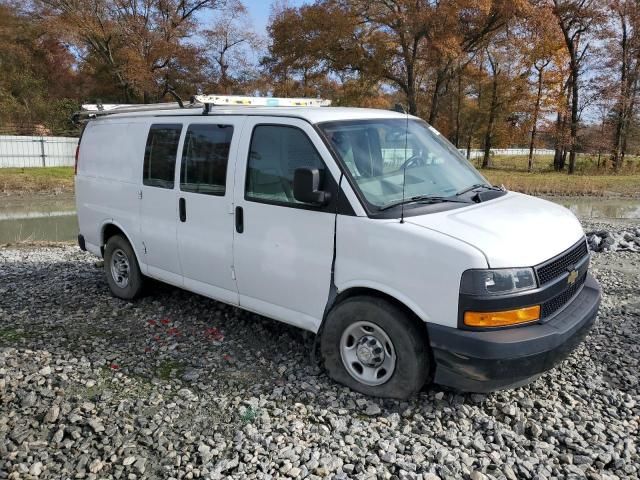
[[427, 273, 601, 393]]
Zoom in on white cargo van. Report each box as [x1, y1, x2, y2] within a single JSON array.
[[75, 95, 601, 399]]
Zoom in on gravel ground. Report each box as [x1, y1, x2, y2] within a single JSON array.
[[0, 219, 638, 480]]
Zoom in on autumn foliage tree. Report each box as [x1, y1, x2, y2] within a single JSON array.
[[604, 0, 640, 170], [36, 0, 223, 103], [1, 0, 639, 173]]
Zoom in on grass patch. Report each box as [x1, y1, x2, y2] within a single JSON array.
[[0, 167, 74, 194], [239, 406, 259, 424], [0, 327, 31, 342], [1, 154, 638, 197], [475, 155, 640, 197], [156, 359, 185, 380]]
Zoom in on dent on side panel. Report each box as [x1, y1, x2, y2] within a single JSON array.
[[334, 216, 488, 329]]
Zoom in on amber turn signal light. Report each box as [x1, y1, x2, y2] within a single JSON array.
[[464, 305, 540, 327]]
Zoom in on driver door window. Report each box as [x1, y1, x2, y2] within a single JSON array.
[[245, 125, 326, 206]]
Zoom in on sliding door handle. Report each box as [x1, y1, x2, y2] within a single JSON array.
[[179, 197, 186, 222], [235, 206, 243, 233]]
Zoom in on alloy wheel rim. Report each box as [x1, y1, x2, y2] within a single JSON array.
[[340, 321, 396, 386], [110, 248, 130, 288]]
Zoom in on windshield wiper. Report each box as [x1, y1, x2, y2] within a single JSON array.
[[455, 183, 503, 197], [379, 195, 473, 211]]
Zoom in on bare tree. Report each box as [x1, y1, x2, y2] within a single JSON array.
[[551, 0, 602, 173], [204, 0, 263, 94]]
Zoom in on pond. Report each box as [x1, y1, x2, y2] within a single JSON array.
[[549, 197, 640, 221], [0, 193, 77, 244], [0, 193, 638, 244]]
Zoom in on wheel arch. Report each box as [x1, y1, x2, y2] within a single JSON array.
[[317, 284, 435, 393], [99, 221, 142, 264], [319, 284, 431, 341]]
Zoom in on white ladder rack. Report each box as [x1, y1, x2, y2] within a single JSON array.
[[74, 95, 331, 122]]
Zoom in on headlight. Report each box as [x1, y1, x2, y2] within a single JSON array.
[[460, 268, 537, 296]]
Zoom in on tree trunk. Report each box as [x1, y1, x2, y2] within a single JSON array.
[[454, 72, 462, 147], [612, 14, 629, 171], [428, 68, 447, 125], [405, 58, 418, 116], [528, 66, 544, 172], [567, 74, 579, 174], [482, 73, 499, 169]]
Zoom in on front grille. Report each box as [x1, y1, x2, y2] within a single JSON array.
[[541, 272, 587, 318], [536, 240, 588, 285]]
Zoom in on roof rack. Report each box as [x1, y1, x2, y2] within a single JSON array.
[[193, 94, 331, 108], [73, 95, 331, 123]]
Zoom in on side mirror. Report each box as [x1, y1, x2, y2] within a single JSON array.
[[293, 167, 331, 205]]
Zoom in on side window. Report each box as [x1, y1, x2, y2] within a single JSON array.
[[143, 124, 182, 188], [180, 124, 233, 195], [246, 125, 325, 205]]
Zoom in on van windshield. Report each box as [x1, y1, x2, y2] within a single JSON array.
[[319, 119, 487, 210]]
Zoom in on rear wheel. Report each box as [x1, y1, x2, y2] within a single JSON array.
[[320, 296, 430, 399], [104, 235, 144, 300]]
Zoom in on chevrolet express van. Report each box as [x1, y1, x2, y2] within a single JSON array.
[[75, 95, 601, 399]]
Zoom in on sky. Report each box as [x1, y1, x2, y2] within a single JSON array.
[[199, 0, 310, 37]]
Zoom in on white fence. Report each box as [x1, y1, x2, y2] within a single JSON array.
[[460, 148, 555, 159], [0, 135, 79, 168], [0, 134, 556, 169]]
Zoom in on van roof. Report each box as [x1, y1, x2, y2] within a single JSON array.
[[90, 106, 416, 125]]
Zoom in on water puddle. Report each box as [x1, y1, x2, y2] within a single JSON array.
[[0, 193, 77, 243], [0, 193, 638, 244], [548, 197, 640, 220]]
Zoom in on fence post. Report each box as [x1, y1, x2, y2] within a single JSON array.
[[39, 138, 46, 167]]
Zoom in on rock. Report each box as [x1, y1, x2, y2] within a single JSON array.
[[559, 453, 573, 464], [529, 422, 543, 438], [502, 404, 517, 416], [364, 403, 381, 416], [29, 462, 43, 477], [88, 418, 105, 433], [88, 459, 104, 474], [0, 236, 637, 480], [574, 455, 594, 466], [198, 443, 213, 464], [134, 457, 147, 474], [423, 474, 442, 480], [22, 391, 37, 408], [470, 472, 488, 480], [44, 404, 60, 423], [288, 467, 302, 477], [215, 456, 239, 473]]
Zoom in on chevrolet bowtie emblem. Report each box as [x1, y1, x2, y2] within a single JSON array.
[[567, 269, 579, 285]]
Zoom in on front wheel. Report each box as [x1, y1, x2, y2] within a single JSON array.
[[320, 296, 430, 399], [104, 235, 144, 300]]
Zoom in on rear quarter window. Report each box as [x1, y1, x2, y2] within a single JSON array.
[[143, 124, 183, 189]]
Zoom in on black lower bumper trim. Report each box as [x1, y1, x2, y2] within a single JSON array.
[[427, 274, 601, 393], [77, 234, 86, 251]]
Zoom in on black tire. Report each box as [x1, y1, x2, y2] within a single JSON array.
[[103, 235, 144, 300], [320, 296, 430, 399]]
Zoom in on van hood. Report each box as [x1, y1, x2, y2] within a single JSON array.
[[407, 192, 585, 268]]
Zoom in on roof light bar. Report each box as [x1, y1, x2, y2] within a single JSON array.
[[193, 95, 331, 107]]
